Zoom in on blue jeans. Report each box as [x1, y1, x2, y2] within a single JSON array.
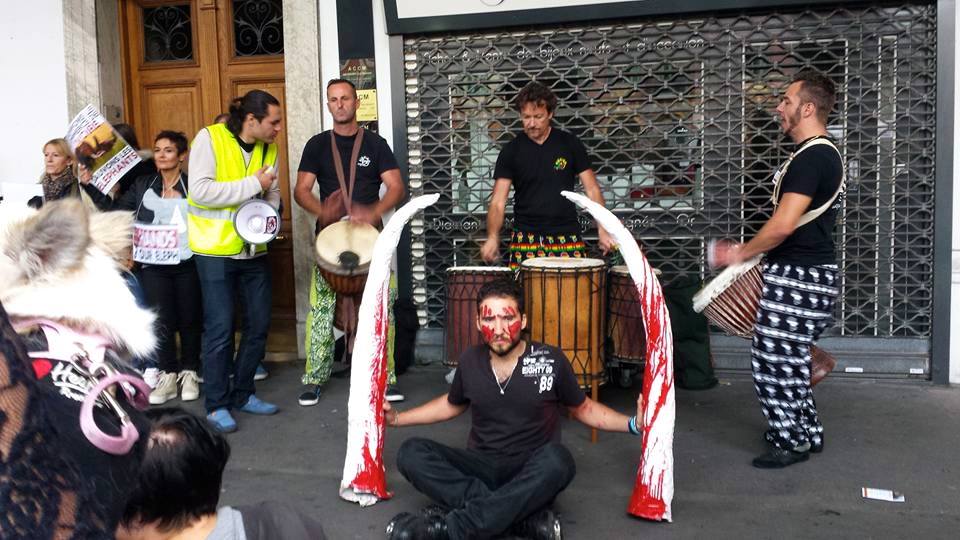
[[194, 255, 272, 412]]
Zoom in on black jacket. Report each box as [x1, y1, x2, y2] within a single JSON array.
[[83, 172, 188, 223]]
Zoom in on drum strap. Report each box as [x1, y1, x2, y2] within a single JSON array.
[[771, 136, 846, 227], [331, 129, 365, 215]]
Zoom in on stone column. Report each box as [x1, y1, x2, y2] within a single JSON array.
[[62, 0, 100, 116], [283, 0, 324, 358]]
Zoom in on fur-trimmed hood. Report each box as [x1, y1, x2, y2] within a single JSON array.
[[0, 200, 156, 360]]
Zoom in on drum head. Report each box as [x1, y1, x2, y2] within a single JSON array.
[[610, 265, 661, 277], [315, 221, 379, 275], [521, 257, 605, 270], [446, 266, 512, 275]]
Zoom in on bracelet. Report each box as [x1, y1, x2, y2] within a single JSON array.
[[391, 410, 400, 427], [627, 415, 641, 436]]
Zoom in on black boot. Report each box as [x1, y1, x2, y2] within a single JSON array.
[[512, 508, 563, 540], [385, 511, 450, 540]]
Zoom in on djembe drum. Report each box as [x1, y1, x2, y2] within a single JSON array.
[[692, 256, 836, 385], [314, 220, 379, 295], [520, 258, 606, 390], [315, 220, 379, 354], [444, 266, 513, 367]]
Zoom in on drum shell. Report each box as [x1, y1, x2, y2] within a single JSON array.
[[701, 263, 763, 338], [319, 268, 368, 296], [607, 268, 647, 364], [521, 258, 606, 388], [444, 267, 514, 367]]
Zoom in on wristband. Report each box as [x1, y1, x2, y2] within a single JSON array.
[[628, 415, 641, 436]]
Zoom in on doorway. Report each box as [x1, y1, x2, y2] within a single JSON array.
[[120, 0, 296, 354]]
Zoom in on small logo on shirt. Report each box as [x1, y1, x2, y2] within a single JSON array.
[[358, 155, 371, 167], [553, 157, 568, 170]]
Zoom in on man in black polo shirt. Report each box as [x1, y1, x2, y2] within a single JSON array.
[[712, 70, 844, 469], [480, 81, 615, 269], [383, 279, 642, 539], [294, 78, 406, 406]]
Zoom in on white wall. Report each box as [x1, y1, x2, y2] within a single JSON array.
[[0, 1, 70, 185]]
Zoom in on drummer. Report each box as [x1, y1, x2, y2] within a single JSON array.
[[383, 279, 642, 539], [711, 70, 843, 469], [480, 81, 616, 269], [293, 78, 406, 406]]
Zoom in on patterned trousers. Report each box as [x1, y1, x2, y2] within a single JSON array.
[[303, 267, 397, 386], [507, 230, 586, 271], [751, 261, 839, 451]]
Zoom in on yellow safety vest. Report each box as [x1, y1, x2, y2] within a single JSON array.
[[187, 123, 278, 256]]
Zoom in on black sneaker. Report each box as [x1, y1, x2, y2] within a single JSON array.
[[512, 508, 562, 540], [751, 445, 810, 469], [298, 385, 321, 406], [386, 385, 406, 402]]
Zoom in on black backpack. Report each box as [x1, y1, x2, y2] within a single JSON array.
[[393, 297, 419, 375]]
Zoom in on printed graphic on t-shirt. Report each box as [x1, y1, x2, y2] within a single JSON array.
[[553, 157, 568, 170], [522, 344, 560, 394], [358, 155, 371, 167]]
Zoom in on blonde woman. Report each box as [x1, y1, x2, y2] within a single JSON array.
[[40, 138, 80, 202]]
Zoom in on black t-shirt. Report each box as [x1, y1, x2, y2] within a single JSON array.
[[493, 128, 592, 235], [766, 140, 844, 265], [297, 129, 399, 204], [447, 341, 586, 459]]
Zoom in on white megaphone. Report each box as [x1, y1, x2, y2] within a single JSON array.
[[234, 199, 280, 256]]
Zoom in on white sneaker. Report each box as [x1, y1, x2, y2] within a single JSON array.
[[179, 370, 200, 402], [142, 367, 160, 389], [149, 372, 179, 405]]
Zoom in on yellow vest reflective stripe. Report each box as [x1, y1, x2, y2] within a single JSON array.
[[187, 123, 278, 255]]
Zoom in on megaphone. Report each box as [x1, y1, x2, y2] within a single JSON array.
[[234, 199, 280, 255]]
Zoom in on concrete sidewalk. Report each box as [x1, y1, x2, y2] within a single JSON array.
[[175, 363, 960, 539]]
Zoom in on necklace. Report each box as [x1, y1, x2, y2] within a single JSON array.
[[490, 361, 515, 395]]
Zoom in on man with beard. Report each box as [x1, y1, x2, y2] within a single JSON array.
[[480, 81, 615, 269], [383, 279, 642, 539], [711, 70, 844, 468], [294, 79, 406, 406]]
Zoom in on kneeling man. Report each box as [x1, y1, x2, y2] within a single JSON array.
[[385, 279, 642, 539]]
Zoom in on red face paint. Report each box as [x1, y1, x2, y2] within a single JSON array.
[[480, 324, 495, 342], [506, 319, 522, 341]]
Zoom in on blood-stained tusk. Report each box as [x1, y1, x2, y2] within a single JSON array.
[[561, 191, 675, 522], [339, 194, 439, 506]]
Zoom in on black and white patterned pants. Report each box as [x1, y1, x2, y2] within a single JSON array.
[[751, 261, 840, 450]]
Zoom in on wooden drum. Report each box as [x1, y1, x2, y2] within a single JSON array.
[[520, 257, 606, 388], [693, 255, 836, 386], [607, 265, 661, 365], [314, 220, 378, 295], [444, 266, 514, 367]]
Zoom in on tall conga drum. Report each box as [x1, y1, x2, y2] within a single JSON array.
[[607, 265, 662, 365], [692, 255, 836, 385], [445, 267, 514, 367], [520, 258, 606, 389]]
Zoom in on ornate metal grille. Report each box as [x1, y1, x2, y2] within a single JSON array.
[[403, 2, 937, 340], [142, 4, 193, 62], [233, 0, 284, 57]]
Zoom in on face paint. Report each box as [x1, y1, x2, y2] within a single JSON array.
[[478, 297, 524, 355]]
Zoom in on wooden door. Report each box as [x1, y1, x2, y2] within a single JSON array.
[[121, 0, 297, 354]]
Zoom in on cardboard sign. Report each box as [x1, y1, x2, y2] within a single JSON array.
[[132, 223, 180, 265]]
